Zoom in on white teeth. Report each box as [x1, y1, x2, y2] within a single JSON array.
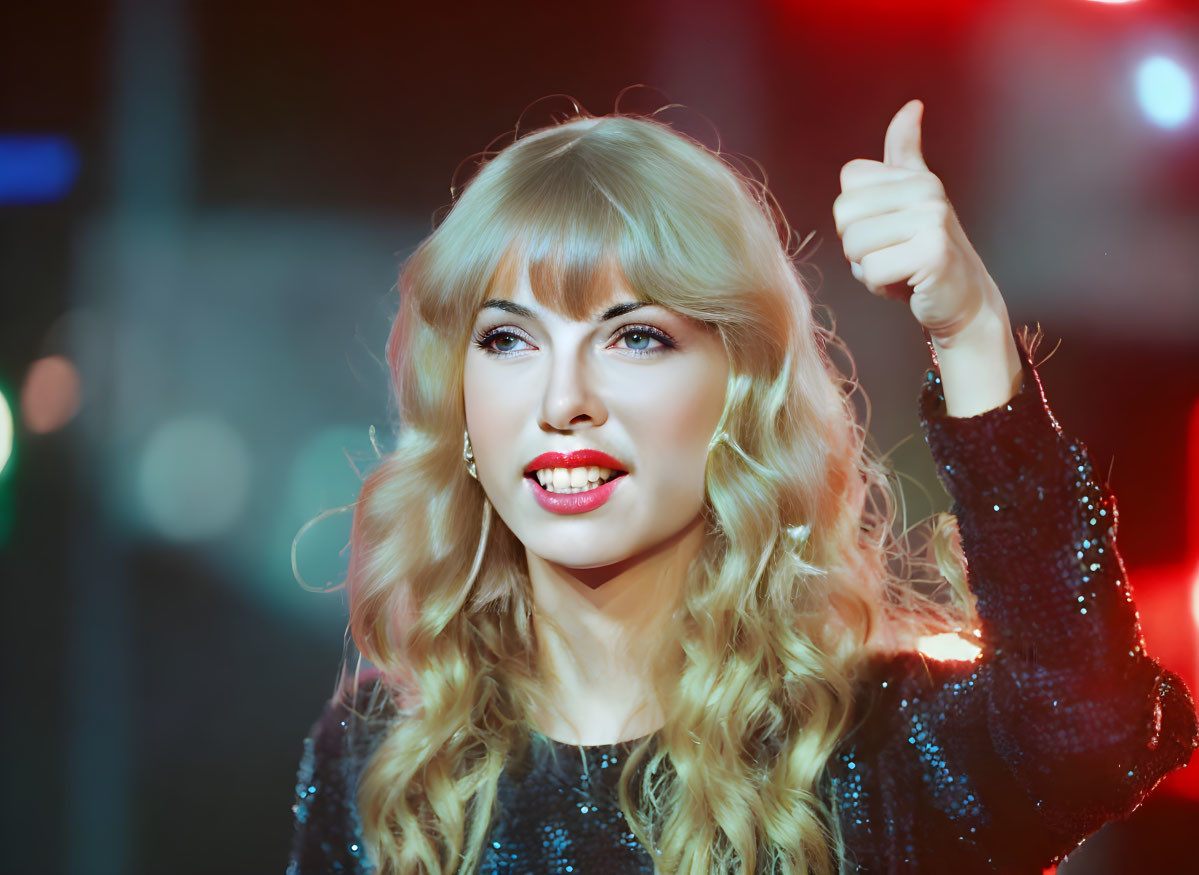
[[533, 465, 621, 494]]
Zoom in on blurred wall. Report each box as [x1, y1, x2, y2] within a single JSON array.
[[1, 1, 1196, 872]]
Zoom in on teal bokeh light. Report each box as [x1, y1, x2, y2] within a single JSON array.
[[1135, 55, 1194, 129], [283, 424, 381, 597], [136, 415, 252, 541]]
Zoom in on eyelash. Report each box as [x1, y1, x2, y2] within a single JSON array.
[[472, 323, 677, 358]]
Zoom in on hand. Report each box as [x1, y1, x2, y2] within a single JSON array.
[[833, 99, 1008, 345]]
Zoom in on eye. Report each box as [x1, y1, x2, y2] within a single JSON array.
[[611, 324, 676, 356], [474, 327, 535, 356]]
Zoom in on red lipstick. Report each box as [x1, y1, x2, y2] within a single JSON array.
[[523, 449, 629, 516], [526, 476, 623, 515], [523, 449, 628, 474]]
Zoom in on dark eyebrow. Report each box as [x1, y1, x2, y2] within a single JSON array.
[[599, 301, 647, 321], [478, 300, 649, 322], [479, 300, 537, 319]]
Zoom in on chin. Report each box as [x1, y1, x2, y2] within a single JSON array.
[[532, 543, 636, 571]]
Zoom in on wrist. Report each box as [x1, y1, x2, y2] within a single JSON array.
[[929, 304, 1011, 356], [927, 269, 1007, 350], [929, 309, 1024, 418]]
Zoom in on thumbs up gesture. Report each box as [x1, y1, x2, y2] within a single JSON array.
[[833, 100, 1008, 345]]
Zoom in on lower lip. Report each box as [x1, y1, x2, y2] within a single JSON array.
[[527, 475, 624, 515]]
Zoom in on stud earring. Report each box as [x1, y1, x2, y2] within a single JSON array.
[[463, 430, 478, 479], [785, 523, 811, 548]]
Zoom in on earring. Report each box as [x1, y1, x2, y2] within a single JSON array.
[[463, 430, 478, 479], [784, 523, 811, 548]]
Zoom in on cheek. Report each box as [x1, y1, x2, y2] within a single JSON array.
[[673, 351, 729, 448], [463, 364, 508, 466], [629, 363, 727, 493], [463, 360, 535, 484], [655, 393, 722, 456]]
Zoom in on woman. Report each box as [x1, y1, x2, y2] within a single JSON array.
[[288, 100, 1197, 874]]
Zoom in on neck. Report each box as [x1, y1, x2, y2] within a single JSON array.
[[527, 515, 704, 746]]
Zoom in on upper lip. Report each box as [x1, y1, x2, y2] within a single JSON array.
[[523, 450, 629, 474]]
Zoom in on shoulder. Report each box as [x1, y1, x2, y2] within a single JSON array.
[[303, 668, 402, 772], [293, 670, 402, 825], [288, 669, 402, 873]]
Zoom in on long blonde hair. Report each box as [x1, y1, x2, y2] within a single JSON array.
[[343, 108, 974, 874]]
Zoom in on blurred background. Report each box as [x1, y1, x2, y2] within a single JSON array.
[[2, 0, 1197, 872]]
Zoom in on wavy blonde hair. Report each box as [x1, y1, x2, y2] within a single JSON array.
[[343, 108, 976, 874]]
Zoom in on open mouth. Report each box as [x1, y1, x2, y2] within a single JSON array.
[[526, 466, 628, 495]]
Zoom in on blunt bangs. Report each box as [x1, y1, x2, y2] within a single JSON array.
[[417, 114, 793, 374]]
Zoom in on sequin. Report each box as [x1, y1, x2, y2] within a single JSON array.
[[288, 334, 1198, 874]]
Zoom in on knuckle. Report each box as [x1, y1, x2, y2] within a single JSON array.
[[918, 171, 946, 197], [859, 254, 882, 287], [841, 228, 860, 260], [839, 158, 876, 189], [832, 198, 848, 233]]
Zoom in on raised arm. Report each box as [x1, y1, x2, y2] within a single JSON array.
[[829, 100, 1198, 871], [832, 347, 1197, 870]]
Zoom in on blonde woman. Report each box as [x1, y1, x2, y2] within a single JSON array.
[[287, 100, 1197, 874]]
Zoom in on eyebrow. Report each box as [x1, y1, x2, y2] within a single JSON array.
[[479, 299, 648, 322]]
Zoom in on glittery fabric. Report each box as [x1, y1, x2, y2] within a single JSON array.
[[288, 335, 1198, 874]]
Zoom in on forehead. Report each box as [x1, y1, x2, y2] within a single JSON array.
[[482, 242, 644, 322]]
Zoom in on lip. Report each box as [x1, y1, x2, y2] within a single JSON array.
[[523, 449, 629, 475], [526, 474, 624, 515], [523, 449, 629, 516]]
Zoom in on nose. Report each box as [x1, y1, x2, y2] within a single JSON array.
[[539, 346, 608, 432]]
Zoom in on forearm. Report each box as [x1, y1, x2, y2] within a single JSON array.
[[918, 349, 1198, 830]]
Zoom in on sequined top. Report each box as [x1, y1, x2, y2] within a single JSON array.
[[288, 340, 1199, 874]]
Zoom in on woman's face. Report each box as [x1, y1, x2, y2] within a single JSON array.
[[462, 263, 730, 576]]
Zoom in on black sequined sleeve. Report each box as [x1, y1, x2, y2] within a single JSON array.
[[286, 686, 378, 874], [833, 331, 1198, 872]]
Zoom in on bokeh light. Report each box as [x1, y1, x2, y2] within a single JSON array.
[[0, 135, 80, 204], [285, 425, 376, 593], [136, 415, 251, 541], [1135, 55, 1195, 129], [21, 355, 82, 434], [0, 389, 13, 477]]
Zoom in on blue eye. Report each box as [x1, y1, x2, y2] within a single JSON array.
[[472, 323, 677, 358], [613, 324, 675, 356], [622, 330, 654, 350]]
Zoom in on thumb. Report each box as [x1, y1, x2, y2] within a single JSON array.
[[883, 99, 928, 171]]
